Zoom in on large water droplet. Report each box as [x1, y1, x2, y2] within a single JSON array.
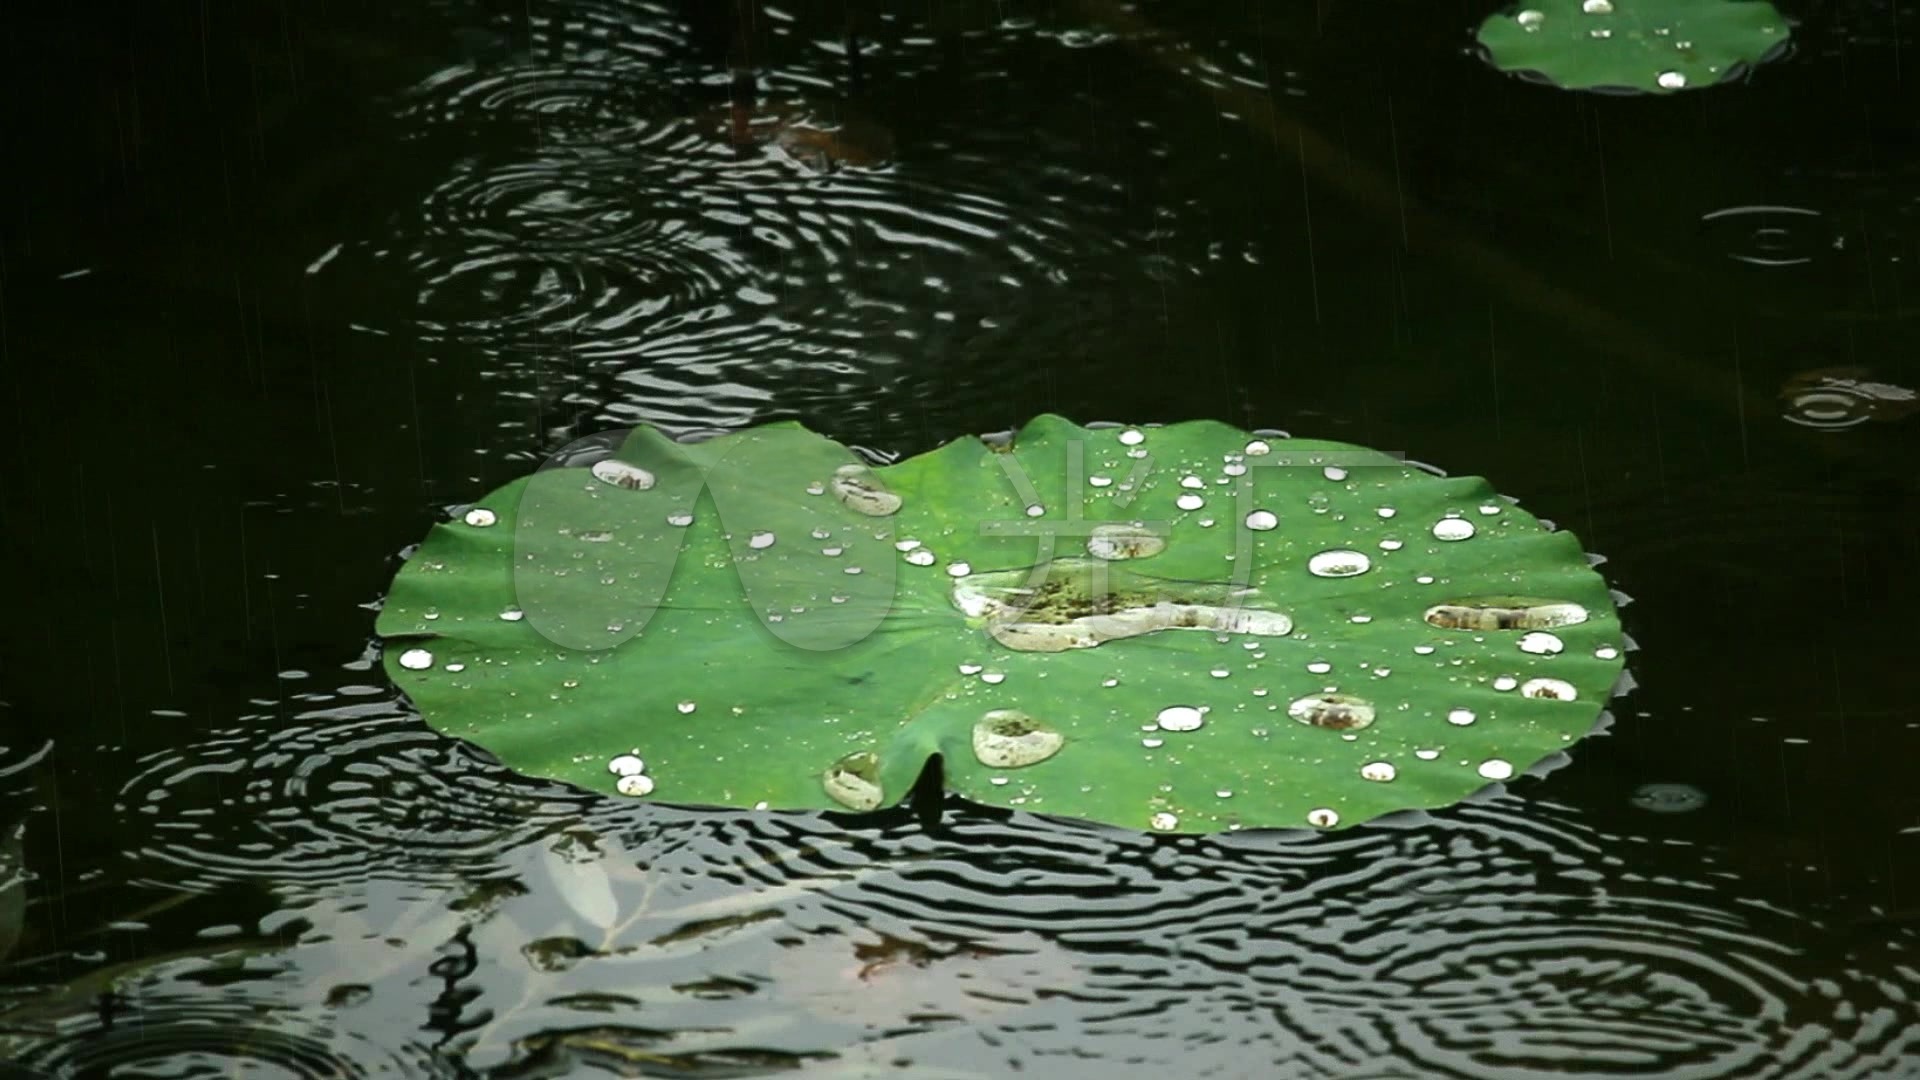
[[1423, 598, 1590, 631], [1478, 759, 1515, 781], [463, 507, 498, 527], [1517, 8, 1545, 29], [607, 754, 645, 776], [1360, 761, 1397, 782], [748, 531, 776, 550], [591, 459, 655, 490], [1087, 523, 1166, 560], [1156, 705, 1205, 732], [1289, 693, 1375, 731], [616, 774, 655, 797], [1518, 631, 1564, 655], [1176, 493, 1205, 511], [971, 709, 1065, 768], [1119, 428, 1145, 446], [676, 700, 697, 714], [398, 648, 434, 671], [1149, 811, 1180, 831], [830, 464, 901, 517], [1447, 708, 1477, 726], [1307, 549, 1371, 578], [1245, 509, 1279, 531], [667, 512, 694, 527], [1432, 518, 1476, 541], [905, 549, 937, 566], [1520, 677, 1577, 701], [1245, 439, 1271, 455], [823, 751, 885, 811], [1307, 807, 1340, 828]]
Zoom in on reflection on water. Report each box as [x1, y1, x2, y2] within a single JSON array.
[[316, 0, 1218, 438], [9, 718, 1920, 1075], [5, 0, 1920, 1075]]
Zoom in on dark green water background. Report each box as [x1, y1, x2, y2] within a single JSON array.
[[2, 0, 1918, 1075]]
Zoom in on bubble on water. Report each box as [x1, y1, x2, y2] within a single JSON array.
[[1176, 493, 1205, 511], [947, 561, 972, 577], [1245, 510, 1279, 531], [972, 709, 1064, 768], [823, 751, 884, 811], [1447, 708, 1477, 726], [1478, 759, 1515, 781], [1424, 598, 1589, 631], [1323, 466, 1348, 481], [499, 607, 525, 622], [1307, 807, 1340, 828], [1289, 693, 1375, 730], [831, 463, 901, 517], [1087, 523, 1166, 561], [1361, 761, 1397, 782], [1119, 428, 1145, 446], [463, 507, 498, 527], [905, 549, 937, 566], [1150, 811, 1179, 831], [1307, 549, 1371, 578], [1493, 675, 1519, 691], [607, 754, 645, 776], [398, 648, 434, 671], [616, 774, 655, 797], [1518, 631, 1565, 655], [1156, 705, 1205, 732], [1432, 518, 1476, 542], [1520, 677, 1577, 701], [748, 531, 777, 550], [591, 459, 655, 491], [1631, 782, 1709, 813]]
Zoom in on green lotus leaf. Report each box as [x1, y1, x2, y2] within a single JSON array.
[[378, 416, 1626, 833], [1476, 0, 1791, 94]]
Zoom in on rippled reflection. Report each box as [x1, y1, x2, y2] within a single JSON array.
[[315, 0, 1208, 438], [61, 697, 1920, 1077]]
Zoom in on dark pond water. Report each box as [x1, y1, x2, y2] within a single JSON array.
[[3, 0, 1919, 1075]]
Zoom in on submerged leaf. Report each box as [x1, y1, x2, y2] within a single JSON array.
[[380, 416, 1627, 832]]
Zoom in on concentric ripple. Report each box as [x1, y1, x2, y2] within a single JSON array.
[[115, 700, 594, 890], [275, 791, 1916, 1079], [319, 0, 1222, 436], [5, 984, 452, 1078]]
